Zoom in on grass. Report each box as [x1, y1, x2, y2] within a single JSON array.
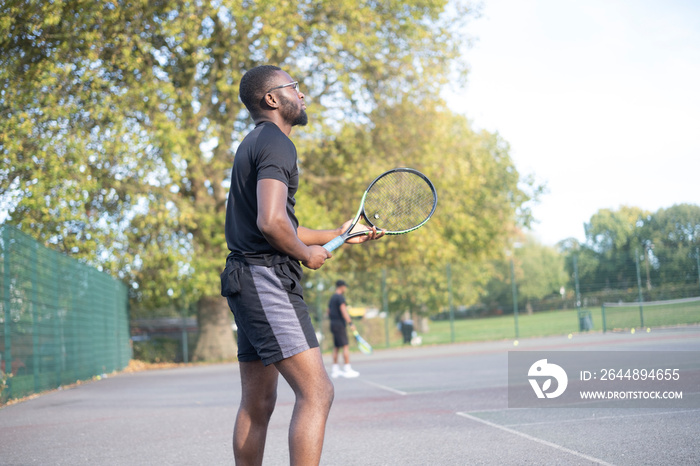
[[332, 308, 602, 352], [420, 308, 598, 345], [603, 299, 700, 331], [321, 301, 700, 353]]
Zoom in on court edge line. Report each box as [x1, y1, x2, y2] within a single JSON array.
[[504, 407, 700, 428], [362, 381, 408, 396], [456, 411, 615, 466]]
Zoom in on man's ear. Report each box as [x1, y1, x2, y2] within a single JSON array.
[[263, 92, 280, 110]]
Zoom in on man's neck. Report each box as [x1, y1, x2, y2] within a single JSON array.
[[254, 115, 292, 136]]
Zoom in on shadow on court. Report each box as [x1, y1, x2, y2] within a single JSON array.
[[1, 326, 699, 465]]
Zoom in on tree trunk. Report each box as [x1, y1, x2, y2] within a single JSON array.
[[192, 295, 237, 361]]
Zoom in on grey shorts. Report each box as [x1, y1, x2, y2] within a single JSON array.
[[221, 258, 318, 366]]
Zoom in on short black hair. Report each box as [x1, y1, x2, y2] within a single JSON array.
[[239, 65, 282, 118], [336, 280, 348, 288]]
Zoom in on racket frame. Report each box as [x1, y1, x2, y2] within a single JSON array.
[[352, 329, 373, 355], [322, 167, 437, 252]]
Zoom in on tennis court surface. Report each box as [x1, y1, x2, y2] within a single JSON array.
[[1, 326, 699, 465]]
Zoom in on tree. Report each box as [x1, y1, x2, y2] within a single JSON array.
[[477, 235, 567, 315], [516, 236, 568, 313], [581, 206, 650, 290], [559, 205, 700, 304], [645, 204, 700, 285], [1, 0, 475, 359], [299, 99, 538, 318]]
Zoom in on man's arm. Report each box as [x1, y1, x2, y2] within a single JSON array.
[[297, 226, 341, 246], [297, 221, 384, 247], [339, 302, 355, 327], [256, 178, 330, 269]]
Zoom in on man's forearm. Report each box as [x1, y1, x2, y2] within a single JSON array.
[[259, 216, 311, 261], [297, 226, 341, 246]]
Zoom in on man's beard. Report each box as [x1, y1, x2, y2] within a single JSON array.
[[279, 94, 308, 126], [292, 109, 308, 127]]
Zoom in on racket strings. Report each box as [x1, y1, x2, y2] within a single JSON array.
[[364, 172, 436, 232]]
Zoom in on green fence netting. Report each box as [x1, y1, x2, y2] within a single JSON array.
[[1, 225, 131, 402]]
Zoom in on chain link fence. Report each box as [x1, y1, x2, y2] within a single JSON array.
[[303, 255, 700, 348], [1, 225, 131, 403]]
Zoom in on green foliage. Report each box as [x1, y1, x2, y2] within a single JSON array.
[[1, 0, 192, 299], [8, 3, 695, 357], [477, 235, 568, 314], [646, 204, 700, 284], [299, 99, 538, 317], [517, 236, 568, 303], [2, 0, 474, 307], [1, 0, 533, 358], [564, 204, 700, 294], [0, 370, 12, 404], [132, 337, 181, 364]]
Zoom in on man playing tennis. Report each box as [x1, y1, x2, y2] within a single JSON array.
[[221, 65, 382, 466]]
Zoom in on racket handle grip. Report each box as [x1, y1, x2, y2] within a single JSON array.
[[323, 235, 345, 252]]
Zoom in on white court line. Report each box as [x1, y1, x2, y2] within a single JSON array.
[[456, 411, 615, 466], [504, 407, 700, 428], [362, 380, 408, 396]]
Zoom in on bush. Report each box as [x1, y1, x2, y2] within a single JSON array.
[[0, 370, 11, 404], [132, 337, 181, 363]]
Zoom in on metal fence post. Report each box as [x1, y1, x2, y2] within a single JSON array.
[[2, 227, 13, 399], [31, 241, 39, 393], [447, 263, 455, 343], [510, 258, 519, 339], [54, 255, 63, 388], [635, 248, 645, 328], [601, 304, 607, 333], [181, 305, 189, 364], [696, 247, 700, 290], [382, 269, 389, 347]]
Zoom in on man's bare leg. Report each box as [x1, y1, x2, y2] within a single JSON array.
[[342, 345, 351, 364], [233, 360, 279, 466], [275, 347, 334, 466], [332, 346, 339, 364]]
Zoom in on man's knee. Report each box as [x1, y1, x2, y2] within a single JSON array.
[[242, 385, 277, 420], [316, 375, 335, 409], [295, 369, 333, 409]]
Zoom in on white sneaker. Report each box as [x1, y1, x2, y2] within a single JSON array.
[[342, 364, 359, 378], [331, 364, 343, 379]]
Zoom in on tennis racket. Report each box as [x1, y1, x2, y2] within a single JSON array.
[[352, 329, 373, 355], [323, 167, 438, 252]]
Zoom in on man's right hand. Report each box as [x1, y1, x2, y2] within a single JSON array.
[[302, 245, 331, 270]]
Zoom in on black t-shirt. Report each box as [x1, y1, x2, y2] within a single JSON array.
[[328, 293, 347, 323], [225, 121, 299, 265]]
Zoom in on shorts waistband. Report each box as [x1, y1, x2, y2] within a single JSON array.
[[227, 252, 294, 267]]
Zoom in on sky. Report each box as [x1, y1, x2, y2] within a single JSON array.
[[447, 0, 700, 246]]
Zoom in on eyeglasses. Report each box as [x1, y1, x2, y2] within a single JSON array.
[[266, 81, 299, 94]]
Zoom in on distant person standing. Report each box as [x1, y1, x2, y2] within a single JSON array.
[[399, 314, 414, 345], [328, 280, 359, 378]]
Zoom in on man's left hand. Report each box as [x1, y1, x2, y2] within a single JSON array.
[[341, 222, 385, 244]]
